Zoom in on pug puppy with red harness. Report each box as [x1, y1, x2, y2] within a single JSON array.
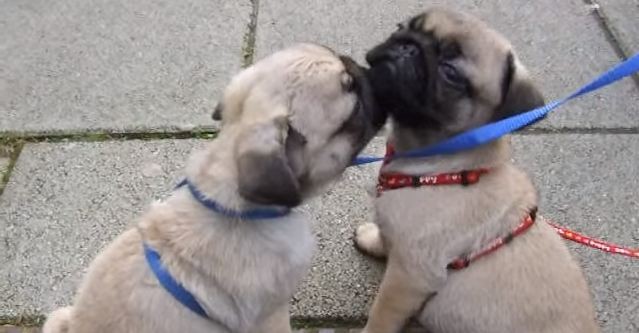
[[355, 8, 600, 333]]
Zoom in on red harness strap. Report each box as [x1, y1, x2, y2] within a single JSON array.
[[448, 211, 536, 270], [377, 143, 638, 266]]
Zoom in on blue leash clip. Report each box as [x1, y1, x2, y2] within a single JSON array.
[[352, 53, 639, 165]]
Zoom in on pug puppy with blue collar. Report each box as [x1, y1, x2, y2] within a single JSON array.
[[43, 43, 385, 333], [354, 8, 600, 333]]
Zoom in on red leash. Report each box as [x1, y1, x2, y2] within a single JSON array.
[[548, 222, 639, 258]]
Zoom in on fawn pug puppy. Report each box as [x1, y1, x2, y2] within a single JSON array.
[[43, 43, 385, 333], [355, 8, 599, 333]]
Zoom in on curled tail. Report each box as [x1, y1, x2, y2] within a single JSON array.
[[42, 306, 73, 333]]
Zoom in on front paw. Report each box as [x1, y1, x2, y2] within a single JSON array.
[[354, 222, 387, 258]]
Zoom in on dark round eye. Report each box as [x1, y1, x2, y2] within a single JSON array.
[[440, 42, 462, 60], [340, 72, 357, 92], [439, 63, 466, 87]]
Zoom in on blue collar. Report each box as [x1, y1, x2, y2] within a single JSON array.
[[143, 243, 208, 318], [175, 179, 290, 219]]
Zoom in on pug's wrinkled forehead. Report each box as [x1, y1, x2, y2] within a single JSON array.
[[414, 9, 516, 101], [213, 43, 357, 124]]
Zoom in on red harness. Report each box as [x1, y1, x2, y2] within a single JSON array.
[[377, 143, 638, 269]]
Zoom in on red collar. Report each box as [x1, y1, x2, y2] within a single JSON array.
[[377, 169, 489, 193], [448, 209, 537, 269], [376, 143, 489, 195]]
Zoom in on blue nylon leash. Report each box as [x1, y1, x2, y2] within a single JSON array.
[[174, 179, 290, 219], [143, 243, 209, 318], [352, 52, 639, 165]]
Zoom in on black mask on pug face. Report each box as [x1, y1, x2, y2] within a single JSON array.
[[365, 8, 545, 138]]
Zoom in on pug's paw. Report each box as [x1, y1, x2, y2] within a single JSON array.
[[354, 223, 388, 258]]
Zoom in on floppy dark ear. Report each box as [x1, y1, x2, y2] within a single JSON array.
[[236, 118, 302, 207], [492, 53, 545, 122], [212, 103, 223, 121]]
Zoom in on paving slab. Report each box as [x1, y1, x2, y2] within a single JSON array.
[[256, 0, 639, 129], [0, 327, 40, 333], [0, 0, 250, 135], [597, 0, 639, 56], [1, 135, 638, 332], [512, 135, 639, 332], [0, 326, 410, 333], [0, 140, 198, 321], [0, 158, 9, 178], [7, 326, 364, 333]]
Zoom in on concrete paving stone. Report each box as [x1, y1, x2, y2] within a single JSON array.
[[0, 326, 389, 332], [0, 0, 250, 135], [0, 327, 390, 333], [0, 139, 200, 319], [0, 158, 9, 178], [512, 134, 639, 332], [1, 135, 638, 332], [597, 0, 639, 56], [0, 327, 40, 333], [256, 0, 639, 129]]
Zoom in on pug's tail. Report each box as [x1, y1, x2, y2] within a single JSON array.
[[42, 306, 73, 333]]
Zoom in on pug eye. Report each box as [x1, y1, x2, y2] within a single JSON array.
[[395, 23, 405, 31], [438, 63, 467, 88], [340, 72, 356, 92], [441, 42, 462, 60]]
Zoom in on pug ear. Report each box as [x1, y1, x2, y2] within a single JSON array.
[[492, 53, 545, 122], [236, 115, 302, 207], [212, 103, 223, 121]]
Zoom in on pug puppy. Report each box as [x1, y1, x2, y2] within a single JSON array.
[[354, 8, 599, 333], [43, 43, 384, 333]]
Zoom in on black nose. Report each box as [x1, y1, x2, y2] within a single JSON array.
[[366, 42, 419, 65], [392, 43, 420, 59]]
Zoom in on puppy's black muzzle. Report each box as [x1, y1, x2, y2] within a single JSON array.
[[366, 38, 427, 97], [365, 32, 437, 128], [366, 42, 420, 65], [367, 28, 434, 65]]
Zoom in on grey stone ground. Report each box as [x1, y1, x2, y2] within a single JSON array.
[[1, 0, 638, 331], [0, 158, 9, 179], [596, 0, 639, 56], [0, 0, 250, 134], [0, 327, 392, 333], [0, 327, 381, 333]]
